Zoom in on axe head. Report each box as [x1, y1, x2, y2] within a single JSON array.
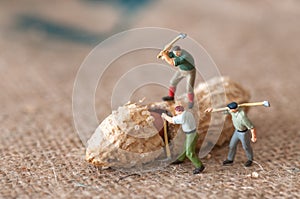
[[179, 33, 187, 39], [263, 101, 270, 107]]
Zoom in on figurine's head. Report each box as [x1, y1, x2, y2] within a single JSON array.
[[174, 105, 184, 115], [227, 102, 239, 113], [172, 46, 182, 57]]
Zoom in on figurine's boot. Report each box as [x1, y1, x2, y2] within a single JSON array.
[[244, 160, 253, 167], [223, 159, 234, 165], [171, 160, 184, 165], [162, 86, 175, 101], [188, 93, 194, 109], [193, 165, 205, 174]]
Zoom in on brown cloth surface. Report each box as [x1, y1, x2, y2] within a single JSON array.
[[0, 1, 299, 198]]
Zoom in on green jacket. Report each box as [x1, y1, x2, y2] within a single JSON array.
[[169, 50, 195, 71]]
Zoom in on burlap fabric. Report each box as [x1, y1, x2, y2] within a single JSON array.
[[0, 1, 299, 198]]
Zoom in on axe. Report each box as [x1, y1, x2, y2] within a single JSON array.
[[163, 120, 171, 159], [211, 101, 271, 112], [157, 33, 187, 59]]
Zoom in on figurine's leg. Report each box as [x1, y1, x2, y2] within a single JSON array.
[[185, 132, 203, 168], [227, 130, 240, 161], [168, 86, 176, 98], [170, 70, 184, 91], [186, 69, 195, 94], [176, 151, 186, 162], [163, 71, 183, 101], [187, 93, 194, 109], [186, 69, 196, 108], [240, 131, 253, 161], [176, 138, 187, 162]]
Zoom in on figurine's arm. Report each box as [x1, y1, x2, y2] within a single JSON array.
[[161, 51, 175, 66], [204, 107, 214, 113], [161, 113, 175, 124], [241, 112, 257, 142], [250, 128, 257, 143], [205, 107, 229, 114]]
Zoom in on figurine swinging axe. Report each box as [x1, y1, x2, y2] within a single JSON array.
[[157, 33, 197, 109]]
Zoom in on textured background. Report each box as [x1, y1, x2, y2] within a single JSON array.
[[0, 0, 299, 198]]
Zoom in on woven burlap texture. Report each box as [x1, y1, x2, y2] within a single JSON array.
[[0, 0, 299, 198]]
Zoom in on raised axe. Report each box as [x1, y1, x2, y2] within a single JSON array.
[[210, 101, 271, 113], [157, 33, 187, 59]]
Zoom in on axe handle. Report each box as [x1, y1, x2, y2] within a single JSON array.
[[239, 102, 265, 107], [163, 120, 171, 158], [211, 101, 269, 113], [163, 35, 182, 51], [157, 35, 183, 58]]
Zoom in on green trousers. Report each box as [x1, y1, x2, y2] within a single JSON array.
[[177, 132, 203, 168]]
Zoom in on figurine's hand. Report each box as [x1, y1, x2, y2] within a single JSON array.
[[161, 50, 168, 57], [205, 107, 213, 113], [157, 51, 163, 59], [250, 128, 257, 143], [161, 113, 167, 119], [157, 50, 168, 59]]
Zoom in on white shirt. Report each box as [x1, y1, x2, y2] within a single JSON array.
[[172, 111, 196, 132]]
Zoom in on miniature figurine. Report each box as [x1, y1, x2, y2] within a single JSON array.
[[205, 102, 258, 167], [159, 46, 196, 109], [161, 105, 205, 174]]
